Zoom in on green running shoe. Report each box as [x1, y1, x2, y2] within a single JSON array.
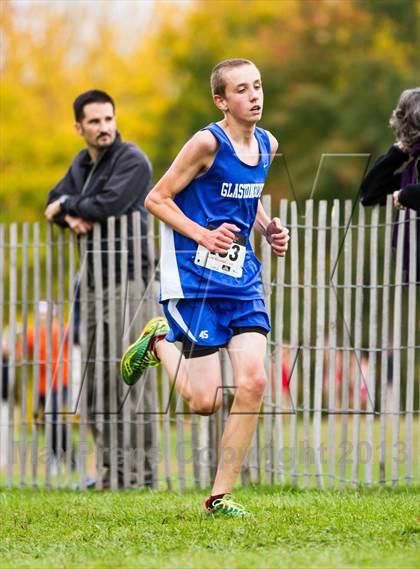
[[205, 494, 251, 518], [120, 316, 169, 385]]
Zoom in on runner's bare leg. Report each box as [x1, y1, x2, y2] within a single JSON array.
[[156, 340, 223, 414], [211, 332, 267, 494]]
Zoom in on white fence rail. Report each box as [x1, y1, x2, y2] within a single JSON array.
[[0, 197, 418, 489]]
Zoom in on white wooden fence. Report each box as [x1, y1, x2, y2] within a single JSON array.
[[0, 196, 418, 490]]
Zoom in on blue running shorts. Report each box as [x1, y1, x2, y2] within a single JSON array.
[[162, 297, 270, 358]]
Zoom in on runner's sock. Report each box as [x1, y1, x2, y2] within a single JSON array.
[[205, 493, 226, 511], [150, 333, 167, 359]]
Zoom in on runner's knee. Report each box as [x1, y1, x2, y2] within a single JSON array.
[[190, 391, 222, 416], [236, 372, 267, 399]]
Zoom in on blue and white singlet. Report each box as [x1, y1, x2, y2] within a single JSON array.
[[160, 122, 271, 301]]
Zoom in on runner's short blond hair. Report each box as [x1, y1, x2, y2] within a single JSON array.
[[210, 59, 257, 97]]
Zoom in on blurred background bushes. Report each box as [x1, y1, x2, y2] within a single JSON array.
[[0, 0, 418, 222]]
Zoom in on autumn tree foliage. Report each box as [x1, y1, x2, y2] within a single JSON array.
[[1, 0, 417, 222]]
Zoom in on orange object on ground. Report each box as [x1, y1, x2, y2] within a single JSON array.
[[26, 321, 68, 396]]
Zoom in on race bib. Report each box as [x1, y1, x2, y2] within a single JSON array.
[[194, 231, 246, 278]]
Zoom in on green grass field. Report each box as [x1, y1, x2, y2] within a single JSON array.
[[1, 486, 419, 569]]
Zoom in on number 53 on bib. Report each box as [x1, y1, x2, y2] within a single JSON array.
[[194, 232, 246, 278]]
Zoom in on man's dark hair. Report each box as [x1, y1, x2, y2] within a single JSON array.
[[73, 90, 115, 122]]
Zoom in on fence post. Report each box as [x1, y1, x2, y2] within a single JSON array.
[[106, 217, 118, 490], [274, 199, 288, 484], [44, 223, 54, 489], [302, 199, 313, 488], [146, 214, 160, 489], [133, 214, 146, 488], [120, 215, 131, 490], [365, 206, 379, 485], [262, 194, 273, 485], [405, 209, 417, 484], [78, 235, 89, 489], [56, 228, 65, 488], [20, 223, 29, 487], [391, 209, 405, 487], [92, 223, 105, 489], [351, 205, 365, 486], [289, 201, 299, 485], [66, 230, 76, 488], [327, 200, 339, 488], [313, 201, 327, 490], [7, 223, 18, 488], [0, 225, 5, 471], [339, 200, 353, 488], [379, 196, 393, 484], [31, 224, 41, 488]]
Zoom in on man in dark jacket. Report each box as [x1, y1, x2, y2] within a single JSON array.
[[45, 90, 154, 488]]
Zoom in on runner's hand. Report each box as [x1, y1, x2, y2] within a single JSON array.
[[199, 223, 240, 253], [266, 217, 289, 257]]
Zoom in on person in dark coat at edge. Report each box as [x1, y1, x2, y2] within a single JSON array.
[[45, 90, 155, 489], [360, 87, 420, 284]]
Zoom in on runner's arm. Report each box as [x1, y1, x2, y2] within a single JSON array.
[[254, 202, 290, 257], [266, 131, 279, 165], [254, 201, 272, 235], [253, 130, 279, 234], [253, 132, 289, 256], [145, 131, 240, 252]]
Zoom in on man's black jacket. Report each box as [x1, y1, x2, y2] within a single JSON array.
[[360, 144, 419, 281], [47, 134, 152, 287]]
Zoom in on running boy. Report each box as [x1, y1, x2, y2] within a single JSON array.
[[121, 59, 289, 517]]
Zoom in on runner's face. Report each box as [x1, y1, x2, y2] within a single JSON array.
[[219, 65, 263, 122], [75, 102, 117, 150]]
